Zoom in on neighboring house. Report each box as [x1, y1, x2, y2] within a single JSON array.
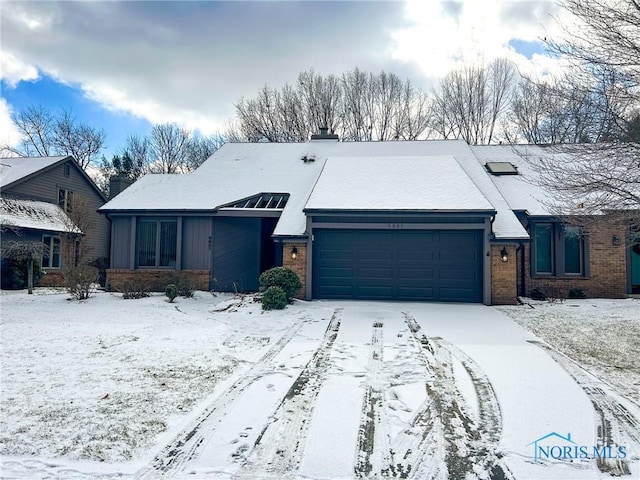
[[0, 156, 110, 286], [98, 136, 639, 304]]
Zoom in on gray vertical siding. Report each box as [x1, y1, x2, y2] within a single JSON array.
[[182, 217, 211, 269], [4, 159, 110, 260], [212, 217, 260, 292], [110, 217, 132, 269]]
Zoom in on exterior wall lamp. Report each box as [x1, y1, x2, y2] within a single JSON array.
[[612, 235, 621, 246], [291, 246, 298, 260], [500, 246, 509, 262]]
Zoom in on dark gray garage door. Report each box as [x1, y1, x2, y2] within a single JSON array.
[[312, 229, 483, 302]]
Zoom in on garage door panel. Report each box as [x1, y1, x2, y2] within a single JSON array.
[[357, 267, 394, 279], [439, 268, 480, 281], [356, 286, 394, 299], [397, 267, 435, 281], [313, 229, 483, 302], [318, 267, 353, 282], [318, 249, 353, 261], [440, 287, 479, 302]]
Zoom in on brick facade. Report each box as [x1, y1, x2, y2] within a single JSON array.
[[491, 244, 518, 305], [106, 269, 210, 293], [36, 270, 65, 287], [281, 242, 307, 299], [522, 225, 627, 299]]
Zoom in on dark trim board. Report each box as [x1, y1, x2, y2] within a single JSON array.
[[312, 229, 484, 302]]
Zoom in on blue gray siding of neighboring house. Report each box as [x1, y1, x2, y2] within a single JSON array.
[[109, 216, 132, 269], [108, 214, 263, 293], [182, 217, 211, 270], [3, 159, 110, 261], [212, 217, 261, 292]]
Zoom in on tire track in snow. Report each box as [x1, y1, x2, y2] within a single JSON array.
[[354, 321, 392, 478], [235, 308, 343, 478], [402, 312, 509, 480], [136, 316, 313, 479], [529, 340, 637, 476]]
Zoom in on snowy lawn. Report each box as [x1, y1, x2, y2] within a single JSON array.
[[0, 290, 300, 469], [496, 298, 640, 401], [1, 290, 639, 479]]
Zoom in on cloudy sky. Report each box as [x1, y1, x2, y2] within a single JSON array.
[[0, 0, 565, 159]]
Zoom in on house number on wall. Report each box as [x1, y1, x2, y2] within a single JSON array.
[[388, 223, 404, 229]]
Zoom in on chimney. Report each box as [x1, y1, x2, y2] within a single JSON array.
[[310, 126, 339, 142], [109, 176, 134, 198]]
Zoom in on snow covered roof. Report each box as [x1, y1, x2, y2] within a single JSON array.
[[470, 145, 557, 216], [0, 197, 82, 234], [0, 156, 69, 189], [100, 140, 530, 240], [305, 156, 494, 212]]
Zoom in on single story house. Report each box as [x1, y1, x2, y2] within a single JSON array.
[[98, 136, 639, 304], [0, 156, 110, 286]]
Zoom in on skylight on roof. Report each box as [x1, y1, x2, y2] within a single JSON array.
[[220, 193, 289, 210], [485, 162, 519, 176]]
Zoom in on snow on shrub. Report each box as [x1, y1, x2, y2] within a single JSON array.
[[261, 285, 288, 310], [258, 267, 301, 303]]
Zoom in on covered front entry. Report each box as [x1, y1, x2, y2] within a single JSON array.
[[312, 229, 483, 302]]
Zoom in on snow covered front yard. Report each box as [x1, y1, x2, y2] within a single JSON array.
[[1, 290, 638, 479]]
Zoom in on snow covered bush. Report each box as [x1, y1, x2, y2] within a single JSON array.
[[65, 265, 99, 300], [261, 285, 287, 310], [174, 273, 195, 298], [258, 267, 302, 303], [165, 283, 178, 302], [0, 257, 43, 289], [119, 280, 150, 299]]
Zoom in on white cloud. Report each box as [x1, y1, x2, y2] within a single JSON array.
[[0, 98, 22, 151], [0, 1, 406, 132], [0, 51, 39, 87], [390, 0, 564, 81]]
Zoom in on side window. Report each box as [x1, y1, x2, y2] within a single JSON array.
[[58, 189, 74, 213], [42, 235, 61, 268], [136, 218, 177, 268], [532, 222, 585, 277], [534, 223, 554, 274]]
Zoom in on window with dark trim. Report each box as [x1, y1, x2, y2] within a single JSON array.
[[58, 189, 73, 213], [64, 163, 71, 177], [42, 235, 61, 268], [136, 218, 177, 268], [532, 222, 586, 276]]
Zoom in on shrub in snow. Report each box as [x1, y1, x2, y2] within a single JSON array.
[[259, 267, 302, 303], [175, 273, 196, 298], [568, 288, 587, 299], [261, 285, 287, 310], [529, 288, 547, 301], [165, 283, 178, 303], [119, 279, 150, 299], [65, 265, 99, 300], [0, 258, 43, 290]]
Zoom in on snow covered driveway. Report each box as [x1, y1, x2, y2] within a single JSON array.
[[1, 292, 638, 479]]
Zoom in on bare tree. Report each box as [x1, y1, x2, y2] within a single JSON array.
[[526, 0, 640, 225], [233, 68, 433, 143], [1, 105, 106, 169], [432, 58, 517, 145], [524, 143, 640, 231], [120, 124, 225, 174]]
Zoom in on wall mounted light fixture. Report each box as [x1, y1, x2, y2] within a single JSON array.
[[612, 235, 621, 246], [291, 246, 298, 260], [500, 246, 509, 262]]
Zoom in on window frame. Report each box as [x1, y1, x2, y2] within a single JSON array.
[[135, 217, 178, 269], [42, 234, 61, 269], [531, 221, 588, 278], [58, 188, 74, 213]]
